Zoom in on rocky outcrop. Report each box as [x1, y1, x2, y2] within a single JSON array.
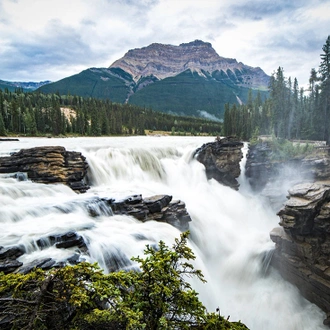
[[107, 194, 192, 230], [0, 146, 89, 193], [195, 136, 243, 190], [270, 182, 330, 325], [110, 40, 270, 89], [0, 194, 192, 274]]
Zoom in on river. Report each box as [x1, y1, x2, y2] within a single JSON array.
[[0, 136, 327, 329]]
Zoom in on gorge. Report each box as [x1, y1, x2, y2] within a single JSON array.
[[0, 136, 329, 329]]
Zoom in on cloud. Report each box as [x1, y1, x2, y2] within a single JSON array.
[[229, 0, 308, 20], [0, 0, 328, 87]]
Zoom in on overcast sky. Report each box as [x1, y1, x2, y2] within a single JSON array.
[[1, 0, 329, 88]]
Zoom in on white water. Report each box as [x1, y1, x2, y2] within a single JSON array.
[[0, 136, 327, 329]]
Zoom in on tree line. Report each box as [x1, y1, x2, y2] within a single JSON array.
[[0, 90, 222, 137], [223, 35, 330, 143]]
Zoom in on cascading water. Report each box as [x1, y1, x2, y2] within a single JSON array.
[[0, 136, 327, 330]]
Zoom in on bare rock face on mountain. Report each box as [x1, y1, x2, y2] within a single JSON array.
[[110, 40, 269, 90], [0, 146, 89, 193], [270, 182, 330, 325], [195, 136, 243, 190]]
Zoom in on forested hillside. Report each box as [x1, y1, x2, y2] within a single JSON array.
[[223, 36, 330, 143], [0, 90, 222, 137]]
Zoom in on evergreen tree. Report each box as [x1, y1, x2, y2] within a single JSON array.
[[0, 112, 6, 136], [319, 35, 330, 143]]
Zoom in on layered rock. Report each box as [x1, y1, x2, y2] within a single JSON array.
[[0, 146, 89, 193], [110, 40, 269, 89], [195, 136, 243, 190], [0, 194, 192, 274], [270, 182, 330, 325], [108, 194, 192, 231]]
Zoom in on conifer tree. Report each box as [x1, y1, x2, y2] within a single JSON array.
[[319, 35, 330, 143]]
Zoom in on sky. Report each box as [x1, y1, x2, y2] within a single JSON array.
[[0, 0, 329, 89]]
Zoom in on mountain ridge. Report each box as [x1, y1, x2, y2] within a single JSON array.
[[37, 40, 270, 120], [109, 40, 269, 90], [0, 80, 51, 92]]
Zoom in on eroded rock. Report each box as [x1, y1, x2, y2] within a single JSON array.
[[195, 136, 243, 190]]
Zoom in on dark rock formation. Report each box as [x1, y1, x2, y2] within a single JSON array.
[[195, 136, 243, 190], [270, 182, 330, 325], [36, 231, 88, 251], [0, 245, 25, 274], [109, 194, 191, 231], [0, 146, 89, 193], [18, 258, 56, 274]]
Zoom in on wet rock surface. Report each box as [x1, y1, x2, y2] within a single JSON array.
[[0, 146, 90, 193], [195, 136, 243, 190]]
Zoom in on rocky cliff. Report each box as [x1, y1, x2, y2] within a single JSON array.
[[110, 40, 269, 90], [246, 141, 330, 325], [270, 182, 330, 325]]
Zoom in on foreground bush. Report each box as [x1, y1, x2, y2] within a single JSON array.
[[0, 232, 248, 329]]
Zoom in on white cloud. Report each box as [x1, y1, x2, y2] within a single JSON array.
[[0, 0, 328, 87]]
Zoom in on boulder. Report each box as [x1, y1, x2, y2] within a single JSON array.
[[17, 258, 56, 274], [109, 194, 191, 231], [195, 136, 243, 190], [36, 231, 88, 252], [0, 245, 25, 274], [0, 146, 89, 193]]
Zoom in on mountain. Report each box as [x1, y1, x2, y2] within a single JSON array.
[[38, 40, 270, 119], [111, 40, 269, 89], [0, 80, 51, 92]]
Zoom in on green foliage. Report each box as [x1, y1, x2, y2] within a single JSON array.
[[222, 36, 330, 144], [38, 69, 129, 103], [36, 68, 268, 120], [0, 232, 249, 330], [129, 70, 262, 118], [268, 136, 315, 161], [0, 89, 221, 137]]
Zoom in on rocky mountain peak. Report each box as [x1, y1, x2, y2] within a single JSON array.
[[109, 40, 269, 89]]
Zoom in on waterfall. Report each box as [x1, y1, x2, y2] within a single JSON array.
[[0, 136, 327, 330]]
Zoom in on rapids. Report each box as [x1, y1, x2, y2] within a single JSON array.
[[0, 136, 327, 329]]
